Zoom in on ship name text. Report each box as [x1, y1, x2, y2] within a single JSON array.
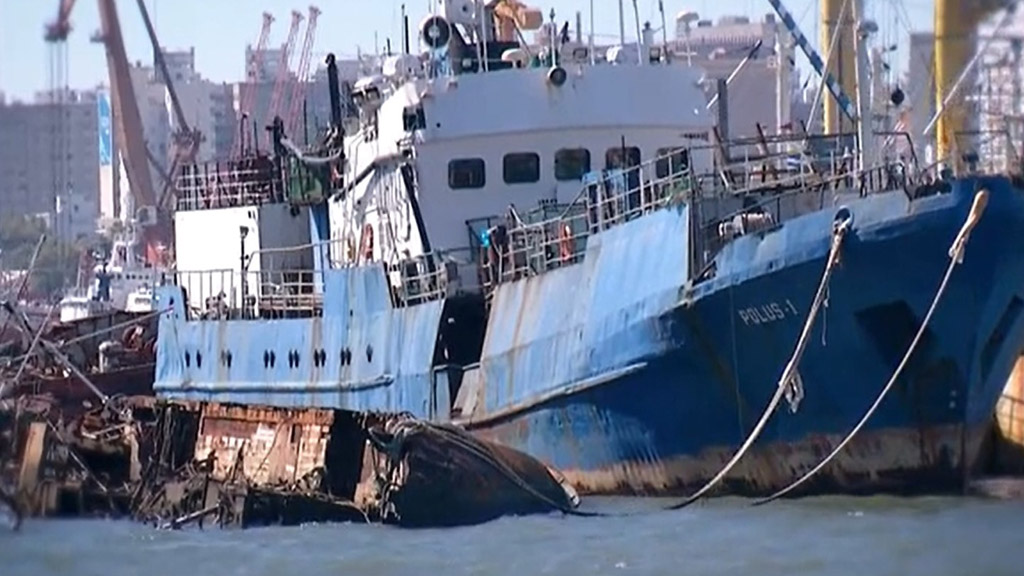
[[737, 299, 799, 326]]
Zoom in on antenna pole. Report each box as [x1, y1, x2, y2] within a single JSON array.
[[618, 0, 626, 45], [589, 0, 596, 64], [402, 4, 410, 55], [631, 0, 643, 65], [659, 0, 668, 62]]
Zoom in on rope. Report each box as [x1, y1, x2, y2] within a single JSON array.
[[667, 213, 853, 511], [753, 188, 990, 505]]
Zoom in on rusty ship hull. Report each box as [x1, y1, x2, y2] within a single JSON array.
[[454, 176, 1024, 496], [153, 174, 1024, 497]]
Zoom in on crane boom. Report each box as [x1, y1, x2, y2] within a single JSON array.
[[44, 0, 78, 41], [96, 0, 168, 262], [285, 5, 321, 139], [233, 12, 275, 157], [134, 0, 202, 214], [765, 0, 858, 123], [265, 10, 304, 147]]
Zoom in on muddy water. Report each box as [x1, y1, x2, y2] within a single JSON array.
[[4, 496, 1023, 575]]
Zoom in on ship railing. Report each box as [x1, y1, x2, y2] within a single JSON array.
[[475, 133, 925, 290], [385, 249, 478, 307], [171, 268, 324, 320], [691, 159, 920, 281], [176, 155, 285, 212]]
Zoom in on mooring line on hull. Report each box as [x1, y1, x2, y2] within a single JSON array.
[[753, 188, 990, 506], [666, 212, 854, 511]]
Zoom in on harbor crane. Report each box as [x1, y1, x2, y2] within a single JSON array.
[[233, 12, 275, 157], [285, 6, 321, 140], [265, 10, 304, 148], [132, 0, 203, 216], [45, 0, 194, 265]]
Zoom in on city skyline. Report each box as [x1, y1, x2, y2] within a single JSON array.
[[0, 0, 932, 101]]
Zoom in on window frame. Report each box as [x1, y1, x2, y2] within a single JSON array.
[[502, 152, 541, 185], [554, 148, 592, 181], [448, 157, 487, 190], [605, 146, 641, 170]]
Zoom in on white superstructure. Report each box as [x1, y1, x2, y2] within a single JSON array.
[[170, 0, 716, 309]]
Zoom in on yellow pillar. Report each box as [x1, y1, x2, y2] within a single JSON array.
[[821, 0, 858, 135], [934, 0, 1004, 162]]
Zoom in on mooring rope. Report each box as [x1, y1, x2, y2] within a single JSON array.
[[666, 212, 854, 511], [753, 188, 990, 506]]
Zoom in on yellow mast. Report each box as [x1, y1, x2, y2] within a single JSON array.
[[821, 0, 859, 134], [934, 0, 1007, 161]]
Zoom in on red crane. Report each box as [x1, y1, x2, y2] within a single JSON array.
[[264, 10, 304, 147], [43, 0, 77, 42], [94, 0, 169, 264], [285, 5, 321, 140], [132, 0, 203, 216], [233, 12, 275, 157], [46, 0, 170, 264]]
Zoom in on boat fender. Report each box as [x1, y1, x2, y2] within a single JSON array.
[[547, 66, 567, 87]]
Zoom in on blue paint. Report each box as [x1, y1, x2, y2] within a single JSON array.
[[156, 265, 443, 417], [309, 203, 331, 295], [97, 90, 112, 167], [154, 174, 1024, 494], [469, 176, 1024, 491]]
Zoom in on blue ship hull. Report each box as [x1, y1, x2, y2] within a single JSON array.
[[154, 175, 1024, 497]]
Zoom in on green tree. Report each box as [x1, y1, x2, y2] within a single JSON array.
[[0, 215, 80, 297]]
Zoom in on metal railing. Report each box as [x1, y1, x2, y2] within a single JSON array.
[[173, 268, 323, 320], [468, 132, 933, 292], [176, 155, 284, 212], [172, 249, 478, 319]]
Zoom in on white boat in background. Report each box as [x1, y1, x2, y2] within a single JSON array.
[[58, 229, 167, 324]]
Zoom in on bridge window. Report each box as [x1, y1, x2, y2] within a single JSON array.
[[448, 158, 486, 189], [403, 105, 426, 131], [605, 146, 641, 170], [554, 148, 591, 181], [655, 147, 690, 179], [503, 152, 540, 184]]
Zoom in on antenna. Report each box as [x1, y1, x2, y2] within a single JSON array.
[[589, 0, 595, 64], [658, 0, 668, 63], [678, 11, 699, 67], [618, 0, 626, 45], [631, 0, 643, 65], [402, 4, 410, 54]]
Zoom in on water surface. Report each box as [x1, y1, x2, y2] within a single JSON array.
[[4, 496, 1022, 576]]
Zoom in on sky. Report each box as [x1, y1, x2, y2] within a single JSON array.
[[0, 0, 932, 102]]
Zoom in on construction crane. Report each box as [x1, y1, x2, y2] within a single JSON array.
[[132, 0, 202, 214], [44, 0, 170, 264], [93, 0, 168, 263], [284, 5, 321, 140], [233, 12, 275, 157], [265, 10, 304, 148], [43, 0, 76, 260]]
